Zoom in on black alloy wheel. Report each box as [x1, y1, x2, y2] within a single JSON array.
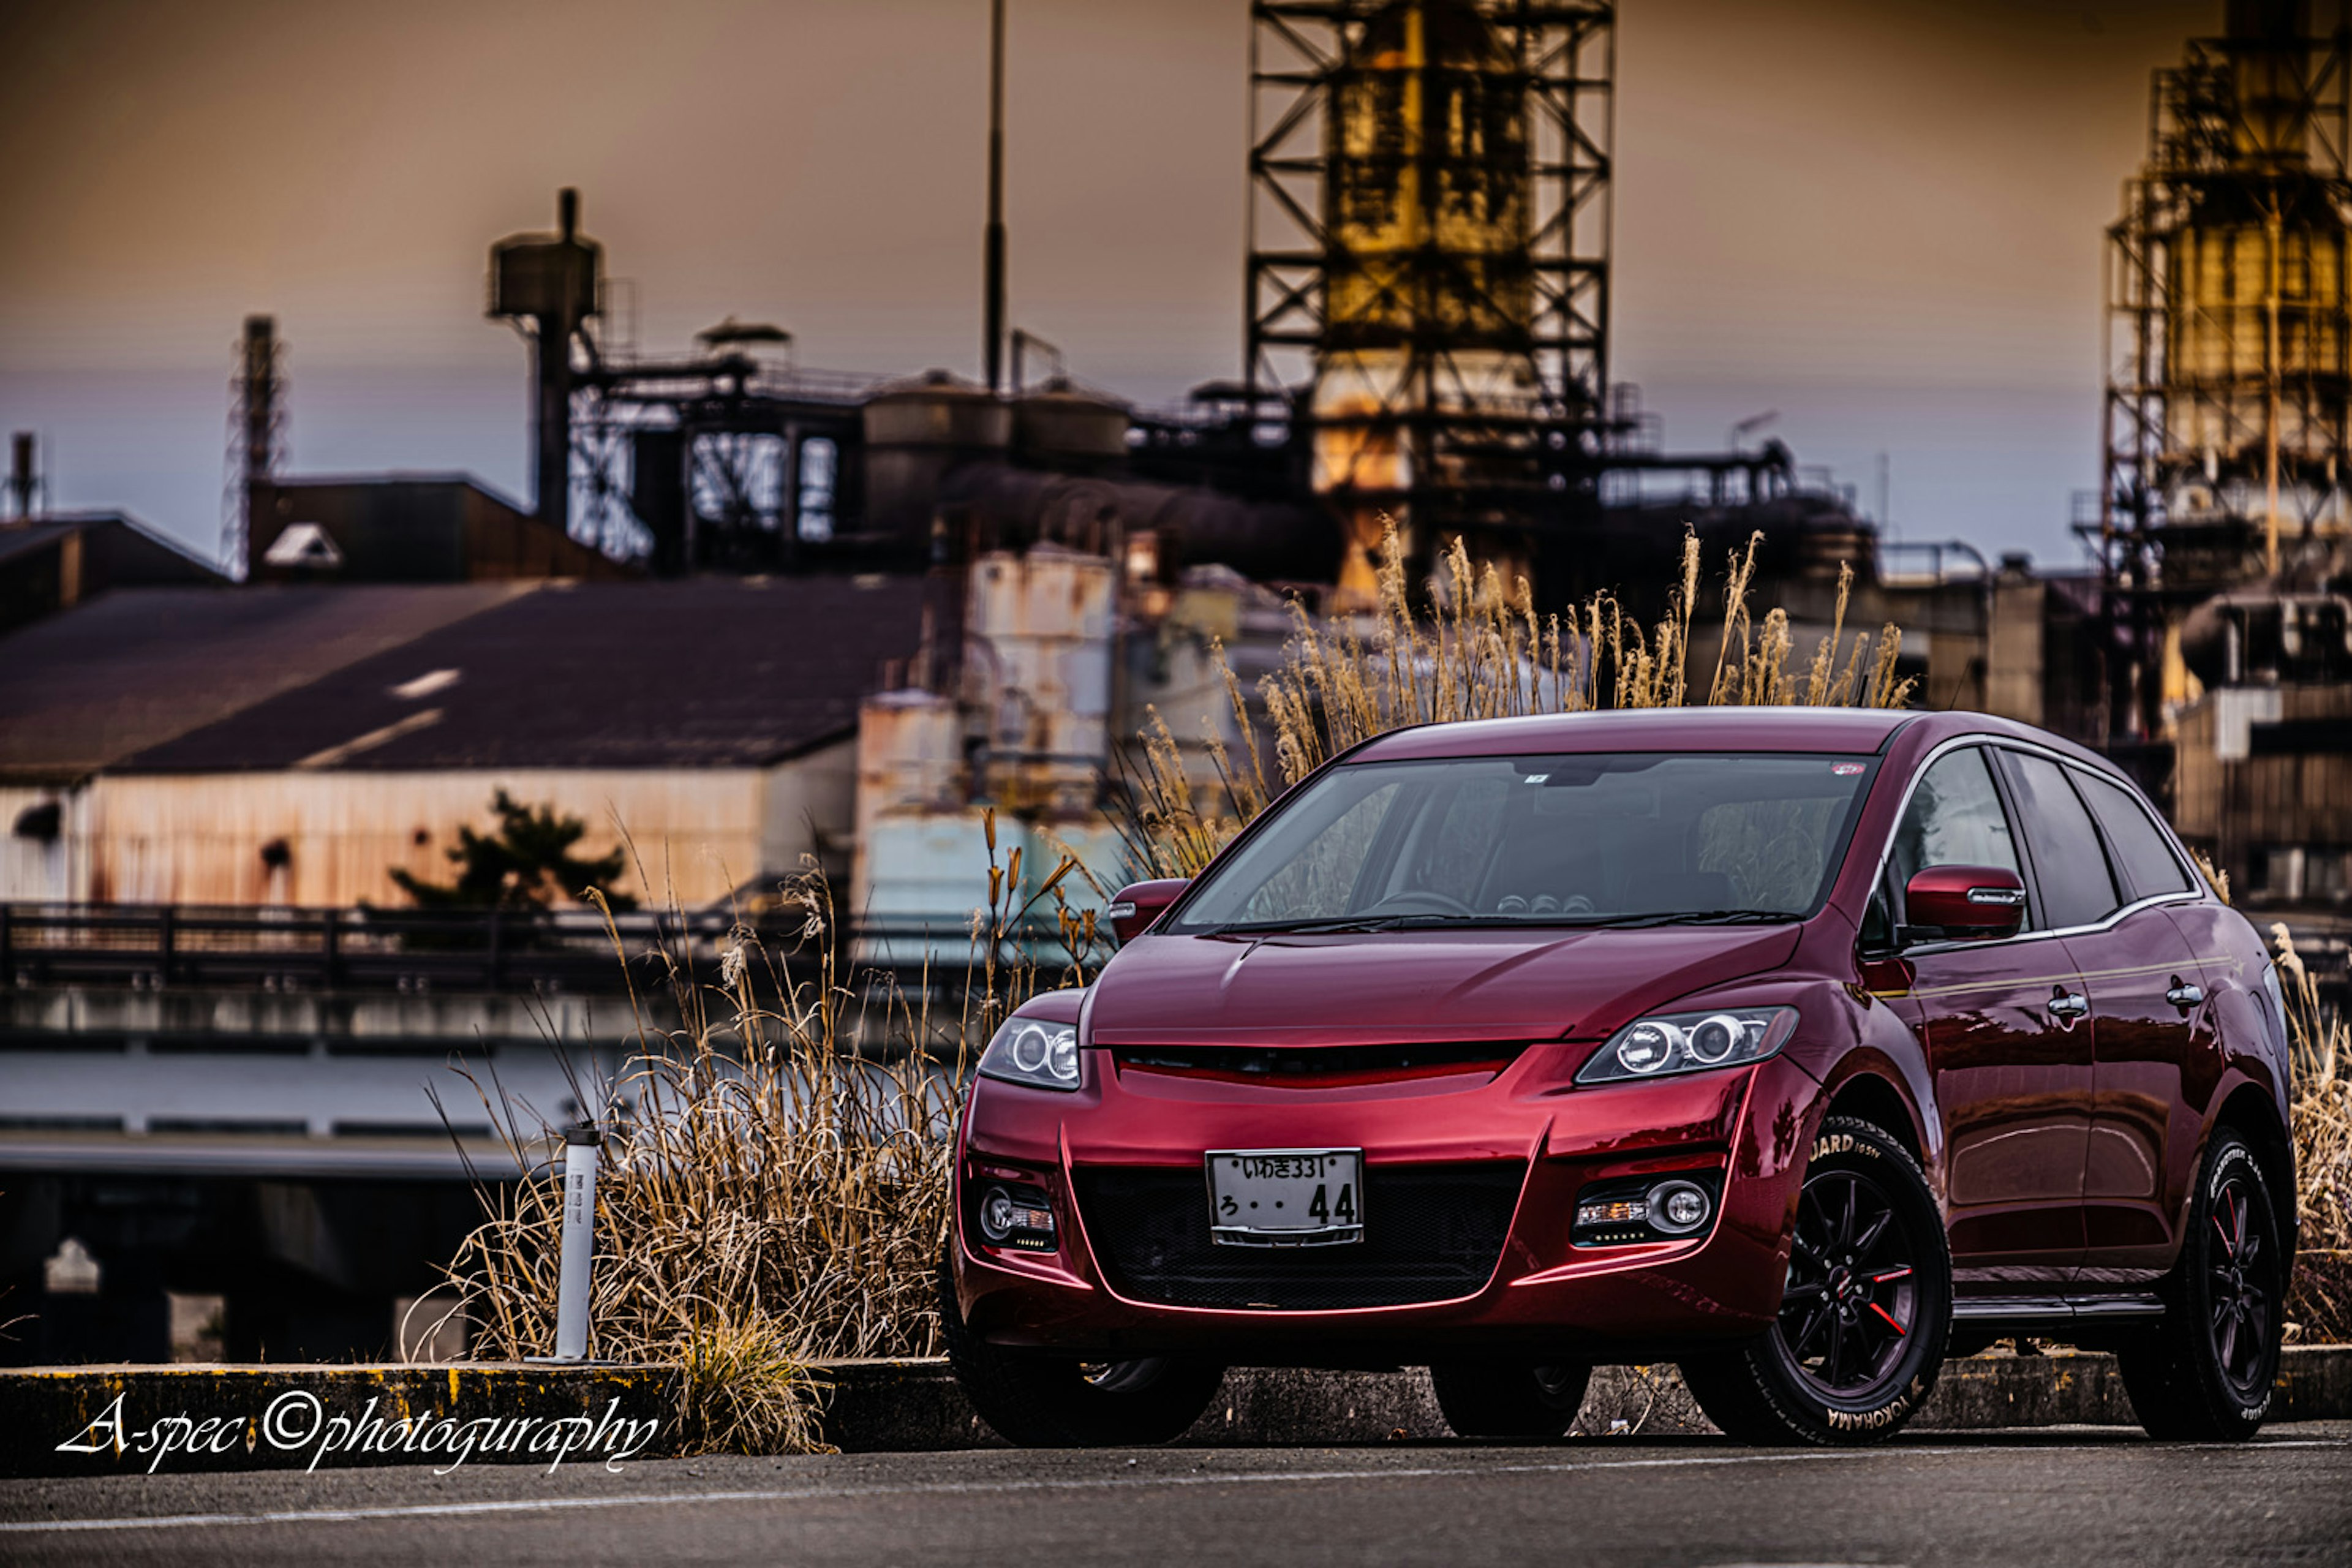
[[938, 1244, 1225, 1447], [2119, 1129, 2285, 1441], [2206, 1172, 2275, 1389], [1779, 1166, 1921, 1396], [1681, 1115, 1951, 1446], [1429, 1360, 1592, 1439]]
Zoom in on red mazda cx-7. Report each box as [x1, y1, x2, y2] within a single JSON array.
[[942, 708, 2295, 1447]]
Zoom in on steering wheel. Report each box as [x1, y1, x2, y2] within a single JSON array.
[[1366, 888, 1476, 918]]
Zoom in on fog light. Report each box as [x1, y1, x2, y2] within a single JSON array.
[[976, 1183, 1057, 1251], [1648, 1178, 1713, 1235]]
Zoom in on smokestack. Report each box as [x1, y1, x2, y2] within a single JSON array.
[[7, 431, 35, 523], [560, 186, 579, 243], [241, 316, 278, 492]]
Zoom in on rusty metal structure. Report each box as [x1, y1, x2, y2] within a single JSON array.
[[488, 189, 603, 542], [1245, 0, 1614, 599], [220, 315, 284, 576], [2093, 0, 2352, 741]]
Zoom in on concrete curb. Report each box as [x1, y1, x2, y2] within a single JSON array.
[[6, 1346, 2346, 1474], [818, 1343, 2352, 1449]]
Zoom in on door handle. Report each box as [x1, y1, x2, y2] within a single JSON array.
[[2046, 989, 2090, 1022], [2165, 978, 2206, 1008]]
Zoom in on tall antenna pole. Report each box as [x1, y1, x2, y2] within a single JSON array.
[[983, 0, 1007, 393]]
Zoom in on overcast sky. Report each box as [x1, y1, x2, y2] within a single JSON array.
[[0, 0, 2220, 566]]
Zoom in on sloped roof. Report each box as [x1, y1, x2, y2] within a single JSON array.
[[116, 575, 927, 772], [0, 583, 533, 785]]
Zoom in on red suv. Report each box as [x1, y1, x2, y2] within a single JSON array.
[[942, 709, 2295, 1446]]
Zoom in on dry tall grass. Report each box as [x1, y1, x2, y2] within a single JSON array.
[[1125, 524, 1913, 878], [2271, 925, 2352, 1341], [440, 837, 1097, 1455]]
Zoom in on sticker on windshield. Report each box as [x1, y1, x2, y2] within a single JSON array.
[[1831, 763, 1866, 776]]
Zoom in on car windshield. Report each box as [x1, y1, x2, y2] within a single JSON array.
[[1167, 751, 1878, 934]]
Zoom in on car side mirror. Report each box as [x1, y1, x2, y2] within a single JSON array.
[[1902, 865, 2026, 943], [1106, 878, 1189, 944]]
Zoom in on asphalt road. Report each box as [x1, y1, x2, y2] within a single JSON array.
[[5, 1424, 2348, 1567]]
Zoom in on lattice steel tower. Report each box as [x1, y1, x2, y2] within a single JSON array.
[[2096, 0, 2352, 736], [1245, 0, 1614, 604]]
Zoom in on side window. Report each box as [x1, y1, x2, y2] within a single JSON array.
[[2003, 752, 2123, 929], [2074, 769, 2194, 900], [1887, 747, 2021, 914]]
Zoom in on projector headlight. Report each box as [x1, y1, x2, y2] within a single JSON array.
[[978, 1016, 1081, 1091], [1576, 1006, 1796, 1085]]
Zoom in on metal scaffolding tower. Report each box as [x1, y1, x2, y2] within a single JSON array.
[[1244, 0, 1614, 597], [2094, 0, 2352, 737]]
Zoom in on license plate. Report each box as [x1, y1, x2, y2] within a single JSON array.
[[1205, 1148, 1363, 1246]]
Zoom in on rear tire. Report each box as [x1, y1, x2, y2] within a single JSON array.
[[2117, 1129, 2283, 1442], [1680, 1115, 1951, 1446], [1430, 1360, 1591, 1438], [939, 1245, 1223, 1447]]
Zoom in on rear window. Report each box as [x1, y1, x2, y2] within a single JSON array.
[[2075, 769, 2195, 900]]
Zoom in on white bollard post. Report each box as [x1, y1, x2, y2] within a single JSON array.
[[552, 1124, 599, 1362]]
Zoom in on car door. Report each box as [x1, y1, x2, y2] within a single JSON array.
[[2062, 763, 2214, 1283], [1990, 748, 2165, 1286], [1883, 744, 2091, 1280]]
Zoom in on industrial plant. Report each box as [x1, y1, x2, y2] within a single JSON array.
[[0, 0, 2346, 1364]]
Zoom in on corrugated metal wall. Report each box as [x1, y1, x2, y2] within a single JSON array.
[[1, 744, 854, 910]]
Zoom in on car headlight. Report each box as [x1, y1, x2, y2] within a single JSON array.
[[1575, 1006, 1796, 1085], [978, 1015, 1080, 1091]]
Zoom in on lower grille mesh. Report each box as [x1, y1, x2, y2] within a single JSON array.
[[1072, 1162, 1525, 1310]]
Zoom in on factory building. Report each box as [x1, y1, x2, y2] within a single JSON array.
[[2, 577, 921, 910], [246, 475, 630, 585], [0, 509, 224, 636]]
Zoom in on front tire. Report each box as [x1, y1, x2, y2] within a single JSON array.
[[939, 1245, 1223, 1447], [2117, 1129, 2283, 1442], [1430, 1360, 1591, 1438], [1680, 1115, 1951, 1446]]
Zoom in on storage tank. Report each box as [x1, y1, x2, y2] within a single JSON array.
[[1013, 380, 1129, 472], [862, 371, 1012, 557]]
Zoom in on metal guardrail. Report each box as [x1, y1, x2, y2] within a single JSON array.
[[0, 904, 1090, 996]]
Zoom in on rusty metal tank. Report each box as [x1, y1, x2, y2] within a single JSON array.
[[862, 371, 1013, 556], [1013, 380, 1130, 471]]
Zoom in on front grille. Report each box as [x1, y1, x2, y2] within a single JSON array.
[[1114, 1041, 1519, 1087], [1072, 1161, 1525, 1310]]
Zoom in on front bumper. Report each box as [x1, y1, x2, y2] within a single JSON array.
[[953, 1047, 1825, 1363]]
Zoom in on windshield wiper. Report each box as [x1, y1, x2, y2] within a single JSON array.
[[1583, 909, 1803, 929], [1203, 913, 1466, 937]]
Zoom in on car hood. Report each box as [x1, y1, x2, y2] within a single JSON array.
[[1085, 923, 1805, 1047]]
